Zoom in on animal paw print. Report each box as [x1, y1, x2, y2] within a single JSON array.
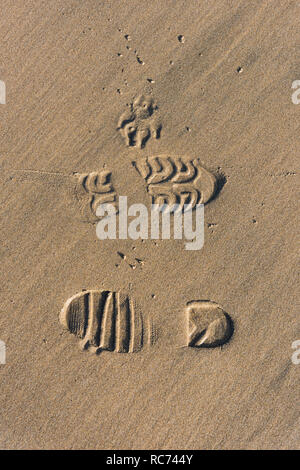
[[117, 94, 162, 149], [74, 170, 118, 223]]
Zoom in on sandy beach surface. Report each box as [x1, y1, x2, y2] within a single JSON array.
[[0, 0, 299, 449]]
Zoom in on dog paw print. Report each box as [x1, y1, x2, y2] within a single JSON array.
[[117, 94, 162, 149]]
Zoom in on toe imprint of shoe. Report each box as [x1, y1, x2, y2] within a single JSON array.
[[133, 155, 217, 210], [185, 300, 233, 348], [60, 290, 144, 353]]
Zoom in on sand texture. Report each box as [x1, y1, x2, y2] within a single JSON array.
[[0, 0, 299, 449]]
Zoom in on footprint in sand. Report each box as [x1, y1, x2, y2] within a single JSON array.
[[133, 155, 217, 211], [185, 300, 233, 348], [60, 292, 233, 353], [73, 170, 118, 223], [60, 290, 145, 353], [117, 94, 162, 149]]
